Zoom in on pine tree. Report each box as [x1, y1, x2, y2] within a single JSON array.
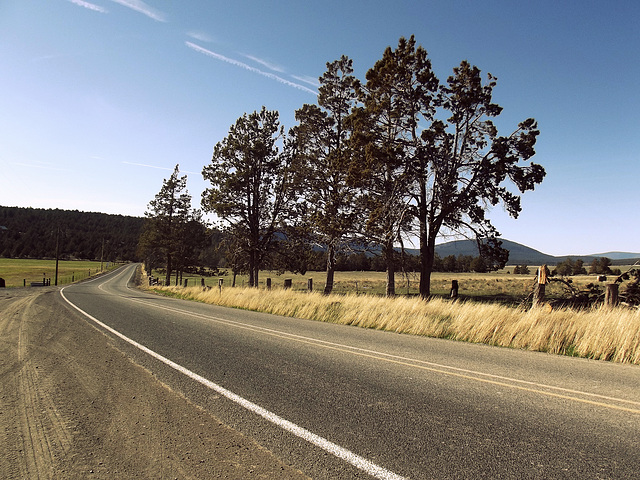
[[352, 36, 439, 296], [202, 107, 296, 287], [142, 165, 195, 286], [291, 56, 361, 294], [416, 59, 545, 297]]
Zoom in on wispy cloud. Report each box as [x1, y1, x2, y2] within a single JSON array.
[[122, 161, 198, 175], [185, 42, 316, 95], [187, 31, 213, 43], [109, 0, 166, 22], [291, 74, 320, 88], [68, 0, 108, 13], [241, 54, 285, 73]]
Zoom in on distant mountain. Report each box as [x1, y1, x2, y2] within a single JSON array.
[[588, 251, 640, 260], [431, 239, 639, 266], [432, 239, 556, 265]]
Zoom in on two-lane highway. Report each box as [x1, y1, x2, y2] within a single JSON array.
[[61, 264, 640, 479]]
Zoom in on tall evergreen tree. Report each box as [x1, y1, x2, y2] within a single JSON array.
[[171, 208, 208, 285], [352, 36, 439, 296], [291, 56, 361, 294], [415, 60, 545, 297], [141, 165, 195, 286], [201, 107, 295, 287]]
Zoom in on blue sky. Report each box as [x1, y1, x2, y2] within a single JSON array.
[[1, 0, 638, 256]]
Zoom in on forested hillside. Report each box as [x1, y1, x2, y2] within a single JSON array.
[[0, 206, 144, 261]]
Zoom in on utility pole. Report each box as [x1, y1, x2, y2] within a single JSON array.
[[54, 226, 60, 286], [100, 238, 104, 272]]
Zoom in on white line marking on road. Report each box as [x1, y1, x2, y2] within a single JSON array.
[[60, 277, 408, 480], [121, 287, 640, 410], [91, 265, 639, 413]]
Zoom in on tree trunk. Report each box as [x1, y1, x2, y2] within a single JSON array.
[[417, 179, 431, 299], [419, 235, 435, 299], [248, 249, 257, 287], [253, 264, 260, 288], [384, 239, 396, 297], [533, 283, 545, 306], [324, 242, 336, 295], [165, 253, 172, 286], [450, 280, 459, 299], [248, 269, 255, 287]]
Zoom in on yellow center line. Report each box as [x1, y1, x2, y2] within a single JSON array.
[[123, 293, 640, 415]]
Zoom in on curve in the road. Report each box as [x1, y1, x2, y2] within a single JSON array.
[[60, 267, 407, 480]]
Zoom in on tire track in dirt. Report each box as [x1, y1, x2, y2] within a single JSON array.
[[0, 287, 310, 479], [0, 292, 24, 479], [15, 291, 74, 479]]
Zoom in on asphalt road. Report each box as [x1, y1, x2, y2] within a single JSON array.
[[61, 264, 640, 479]]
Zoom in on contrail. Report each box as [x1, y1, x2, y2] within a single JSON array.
[[185, 41, 316, 95], [241, 53, 285, 73], [109, 0, 166, 22], [122, 162, 198, 175], [68, 0, 108, 13], [292, 74, 320, 88]]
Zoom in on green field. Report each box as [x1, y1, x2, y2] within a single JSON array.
[[0, 258, 120, 287]]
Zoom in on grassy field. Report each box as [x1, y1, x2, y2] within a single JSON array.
[[5, 259, 637, 364], [146, 266, 640, 365], [0, 258, 119, 287], [149, 278, 640, 365], [152, 267, 620, 305]]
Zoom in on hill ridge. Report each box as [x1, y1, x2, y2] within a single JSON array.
[[433, 239, 640, 266], [2, 206, 638, 266]]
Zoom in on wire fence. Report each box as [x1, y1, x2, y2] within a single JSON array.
[[8, 263, 124, 288]]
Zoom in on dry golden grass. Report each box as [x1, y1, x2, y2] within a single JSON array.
[[150, 281, 640, 365]]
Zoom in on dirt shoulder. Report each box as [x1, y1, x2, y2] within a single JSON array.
[[0, 286, 309, 479]]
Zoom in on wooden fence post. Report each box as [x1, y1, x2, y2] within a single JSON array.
[[450, 280, 459, 299], [218, 278, 223, 293], [533, 283, 546, 306], [605, 283, 619, 307], [284, 279, 292, 289], [533, 264, 550, 306], [307, 278, 313, 292], [266, 278, 272, 290]]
